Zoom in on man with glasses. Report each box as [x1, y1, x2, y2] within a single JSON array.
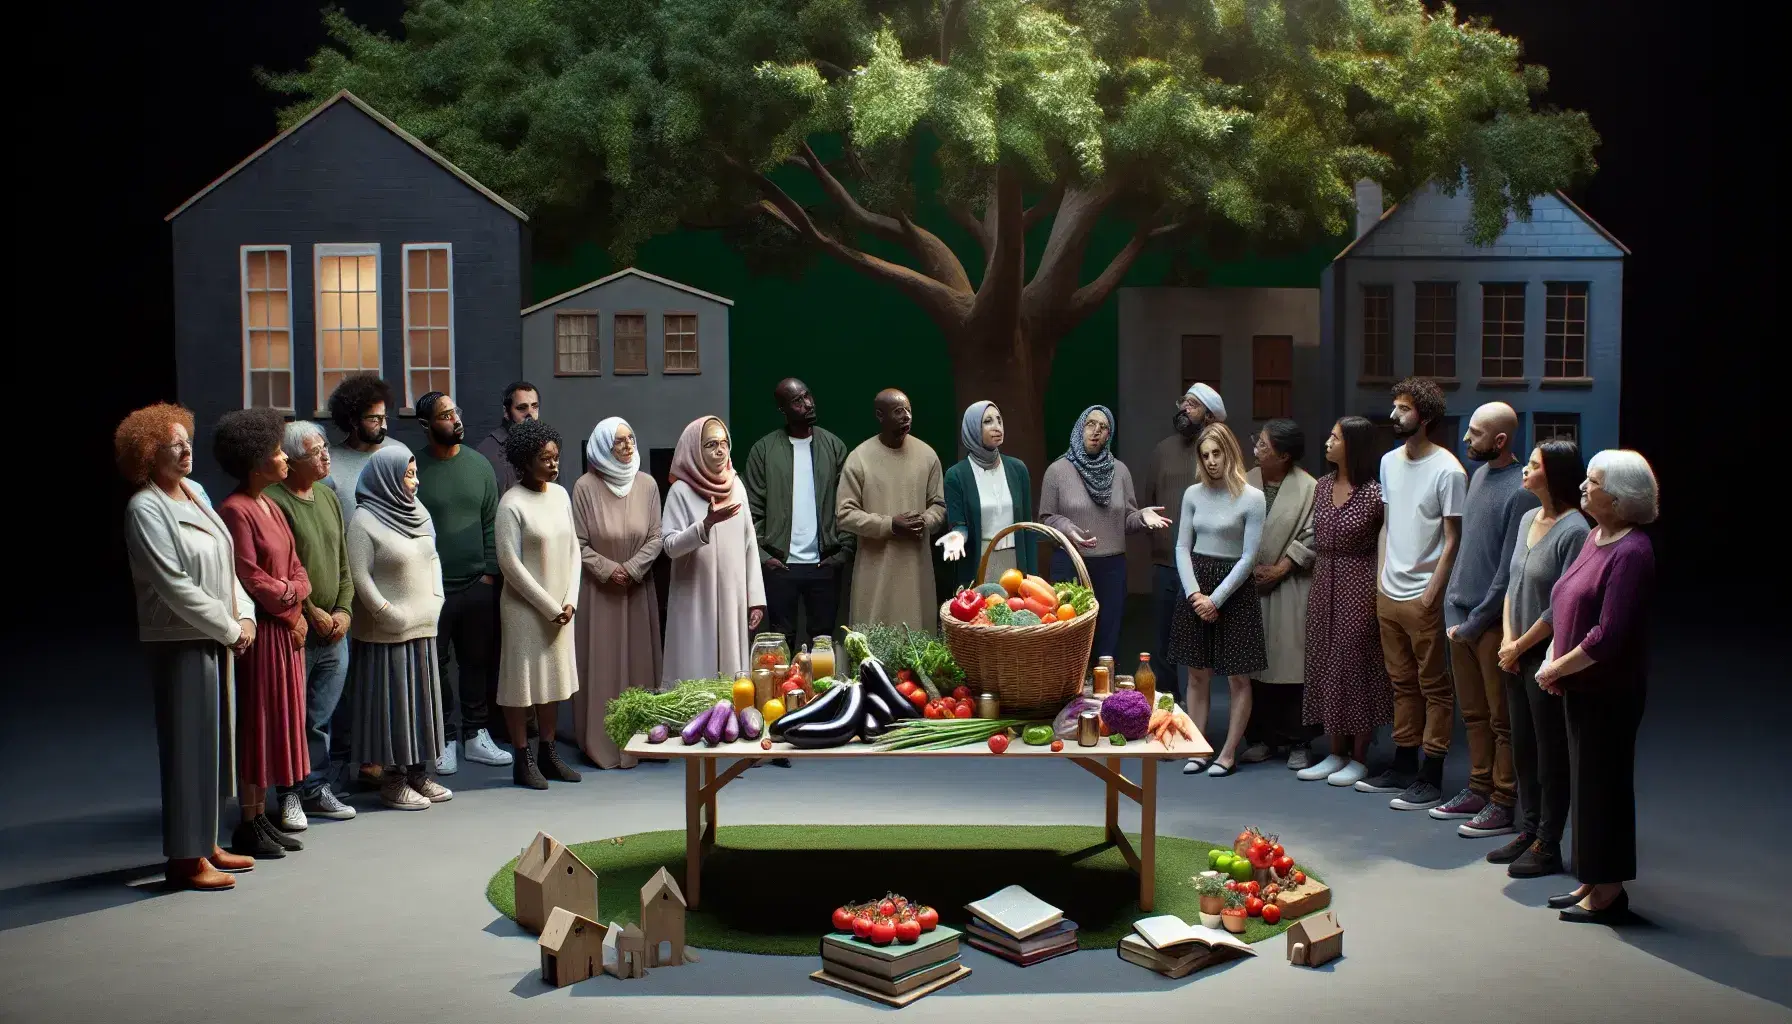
[[324, 373, 407, 518], [266, 421, 358, 826], [1140, 383, 1230, 704], [413, 392, 511, 773]]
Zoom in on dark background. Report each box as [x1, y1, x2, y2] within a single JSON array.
[[14, 0, 1763, 634]]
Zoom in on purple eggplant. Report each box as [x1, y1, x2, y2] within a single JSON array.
[[722, 708, 741, 743], [738, 707, 765, 741], [702, 700, 732, 746], [646, 724, 670, 744]]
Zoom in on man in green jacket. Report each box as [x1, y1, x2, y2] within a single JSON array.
[[743, 378, 856, 645]]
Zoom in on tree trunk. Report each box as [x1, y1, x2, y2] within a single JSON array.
[[946, 321, 1052, 530]]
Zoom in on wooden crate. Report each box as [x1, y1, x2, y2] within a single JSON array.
[[1272, 878, 1332, 919]]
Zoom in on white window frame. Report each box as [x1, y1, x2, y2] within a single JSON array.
[[401, 242, 456, 408], [313, 242, 383, 414], [239, 244, 294, 412]]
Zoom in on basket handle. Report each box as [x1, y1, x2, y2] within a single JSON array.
[[976, 521, 1094, 592]]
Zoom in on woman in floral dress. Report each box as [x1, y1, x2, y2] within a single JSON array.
[[1298, 416, 1393, 787]]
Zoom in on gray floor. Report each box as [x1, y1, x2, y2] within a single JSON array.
[[2, 613, 1789, 1024]]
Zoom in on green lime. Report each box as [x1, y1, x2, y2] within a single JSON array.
[[1228, 856, 1254, 883], [1207, 849, 1226, 869]]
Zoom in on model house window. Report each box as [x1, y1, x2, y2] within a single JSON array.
[[1361, 285, 1393, 379], [1252, 335, 1293, 419], [1533, 413, 1580, 446], [240, 246, 293, 410], [1480, 283, 1526, 380], [1180, 334, 1221, 395], [316, 243, 381, 401], [663, 313, 700, 374], [554, 312, 599, 375], [613, 313, 648, 374], [1413, 283, 1457, 378], [1545, 282, 1590, 379], [402, 244, 453, 405]]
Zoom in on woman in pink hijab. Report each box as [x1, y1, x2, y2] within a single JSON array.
[[660, 416, 766, 685]]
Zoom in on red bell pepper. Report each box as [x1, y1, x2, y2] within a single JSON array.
[[949, 588, 985, 622]]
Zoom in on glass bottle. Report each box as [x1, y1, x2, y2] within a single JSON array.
[[751, 633, 790, 709], [1134, 653, 1157, 701], [809, 636, 837, 683]]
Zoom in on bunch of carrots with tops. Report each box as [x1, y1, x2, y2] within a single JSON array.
[[1147, 694, 1198, 745]]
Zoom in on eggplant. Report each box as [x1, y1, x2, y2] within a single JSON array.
[[860, 717, 888, 741], [701, 700, 732, 746], [722, 708, 740, 743], [865, 693, 893, 728], [768, 681, 850, 738], [782, 683, 867, 748], [859, 659, 921, 720], [647, 724, 670, 744], [738, 707, 764, 741], [680, 704, 717, 745]]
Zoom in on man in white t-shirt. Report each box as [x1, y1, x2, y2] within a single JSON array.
[[1355, 377, 1465, 812]]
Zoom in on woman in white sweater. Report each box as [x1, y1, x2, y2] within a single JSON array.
[[1169, 423, 1267, 777], [495, 419, 583, 790], [346, 444, 450, 811]]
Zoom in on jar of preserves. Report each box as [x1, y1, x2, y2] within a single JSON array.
[[809, 636, 837, 682], [750, 633, 790, 709]]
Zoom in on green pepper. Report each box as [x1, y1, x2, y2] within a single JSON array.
[[1109, 734, 1127, 746]]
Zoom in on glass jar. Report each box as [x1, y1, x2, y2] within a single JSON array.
[[1134, 653, 1157, 701], [751, 633, 790, 709], [809, 636, 837, 682]]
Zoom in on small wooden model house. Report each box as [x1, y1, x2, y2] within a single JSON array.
[[640, 866, 688, 968], [1286, 910, 1344, 967], [610, 923, 648, 980], [514, 831, 598, 935], [538, 907, 605, 988]]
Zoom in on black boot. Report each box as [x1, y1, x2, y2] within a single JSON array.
[[1508, 838, 1565, 879], [513, 744, 549, 790], [255, 814, 303, 852], [537, 739, 582, 783], [231, 819, 284, 859]]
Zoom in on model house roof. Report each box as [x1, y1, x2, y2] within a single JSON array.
[[641, 867, 687, 906], [165, 90, 528, 223], [516, 832, 592, 883], [1289, 911, 1343, 941], [521, 267, 735, 316], [1334, 185, 1628, 261], [539, 907, 602, 953]]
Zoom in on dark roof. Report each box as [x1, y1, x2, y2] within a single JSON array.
[[1334, 187, 1629, 261]]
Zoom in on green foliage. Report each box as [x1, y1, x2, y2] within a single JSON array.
[[267, 0, 1597, 261]]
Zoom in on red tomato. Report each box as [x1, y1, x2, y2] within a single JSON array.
[[869, 920, 896, 946], [1246, 896, 1264, 917], [852, 915, 875, 939], [832, 907, 855, 932], [1050, 739, 1064, 752], [896, 680, 917, 695], [952, 685, 972, 701], [917, 906, 940, 931], [757, 653, 780, 668], [877, 899, 896, 917], [988, 733, 1010, 754], [1273, 855, 1295, 874], [1243, 881, 1259, 896], [1260, 904, 1282, 926], [760, 737, 773, 750], [907, 690, 928, 710], [1292, 870, 1306, 886], [1270, 843, 1285, 860], [924, 704, 944, 719], [1224, 880, 1237, 890], [894, 919, 922, 944], [953, 703, 973, 719]]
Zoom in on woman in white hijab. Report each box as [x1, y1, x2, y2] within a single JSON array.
[[569, 417, 664, 768]]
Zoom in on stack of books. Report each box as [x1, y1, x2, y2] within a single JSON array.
[[1117, 914, 1256, 978], [812, 926, 970, 1007], [963, 885, 1079, 966]]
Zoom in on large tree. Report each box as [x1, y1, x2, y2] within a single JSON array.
[[269, 0, 1597, 476]]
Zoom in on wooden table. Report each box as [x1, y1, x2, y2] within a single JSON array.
[[621, 727, 1212, 913]]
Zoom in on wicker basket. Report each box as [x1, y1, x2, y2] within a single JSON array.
[[938, 521, 1098, 718]]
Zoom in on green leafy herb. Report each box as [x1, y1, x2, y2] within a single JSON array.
[[1053, 582, 1095, 615], [603, 678, 733, 749]]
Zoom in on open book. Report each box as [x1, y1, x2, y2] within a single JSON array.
[[1132, 915, 1253, 954], [964, 885, 1064, 940], [1119, 916, 1255, 978]]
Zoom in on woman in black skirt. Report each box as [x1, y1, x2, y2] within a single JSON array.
[[1170, 424, 1267, 777]]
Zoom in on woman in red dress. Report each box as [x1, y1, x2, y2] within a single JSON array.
[[1299, 416, 1393, 787], [213, 408, 311, 858]]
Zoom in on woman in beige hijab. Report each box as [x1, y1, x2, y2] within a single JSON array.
[[661, 417, 766, 685]]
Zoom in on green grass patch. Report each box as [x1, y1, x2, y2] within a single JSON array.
[[486, 824, 1321, 956]]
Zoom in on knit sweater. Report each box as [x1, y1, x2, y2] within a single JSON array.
[[1037, 458, 1147, 558], [267, 481, 354, 615], [414, 446, 499, 591], [1173, 482, 1266, 607], [1444, 460, 1539, 639], [345, 507, 445, 643]]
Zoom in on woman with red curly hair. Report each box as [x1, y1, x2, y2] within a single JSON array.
[[118, 403, 260, 891]]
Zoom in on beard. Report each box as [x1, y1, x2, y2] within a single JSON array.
[[1391, 414, 1420, 439], [1173, 411, 1201, 439], [1465, 442, 1500, 462], [430, 422, 465, 446], [357, 424, 386, 446]]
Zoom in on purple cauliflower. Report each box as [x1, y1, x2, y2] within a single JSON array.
[[1099, 689, 1153, 741]]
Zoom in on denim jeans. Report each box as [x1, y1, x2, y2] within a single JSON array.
[[285, 632, 349, 799], [1151, 564, 1186, 704]]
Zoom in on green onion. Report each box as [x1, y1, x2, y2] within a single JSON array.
[[875, 718, 1043, 751]]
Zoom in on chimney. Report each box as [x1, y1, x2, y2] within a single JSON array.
[[1354, 179, 1383, 238]]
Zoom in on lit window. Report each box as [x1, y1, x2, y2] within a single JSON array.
[[403, 244, 453, 405], [241, 246, 293, 410], [555, 312, 599, 375], [316, 244, 381, 401], [663, 313, 700, 373]]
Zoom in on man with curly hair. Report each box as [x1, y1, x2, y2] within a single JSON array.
[[324, 373, 406, 519], [413, 391, 510, 772], [1356, 377, 1466, 813]]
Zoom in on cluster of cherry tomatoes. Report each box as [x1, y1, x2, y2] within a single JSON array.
[[909, 683, 975, 719], [831, 894, 941, 946]]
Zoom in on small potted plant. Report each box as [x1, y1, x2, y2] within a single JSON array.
[[1219, 888, 1249, 934], [1195, 873, 1226, 927]]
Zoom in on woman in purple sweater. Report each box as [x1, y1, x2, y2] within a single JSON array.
[[1535, 449, 1659, 923]]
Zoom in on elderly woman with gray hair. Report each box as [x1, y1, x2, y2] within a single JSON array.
[[265, 420, 357, 827], [1535, 449, 1658, 924]]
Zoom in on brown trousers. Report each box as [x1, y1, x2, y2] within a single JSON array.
[[1375, 592, 1453, 758], [1450, 628, 1515, 806]]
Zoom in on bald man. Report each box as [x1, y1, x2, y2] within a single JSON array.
[[1435, 402, 1538, 837], [837, 389, 946, 630]]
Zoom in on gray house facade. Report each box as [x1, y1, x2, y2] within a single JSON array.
[[1321, 179, 1628, 460], [521, 268, 733, 469], [165, 90, 530, 492]]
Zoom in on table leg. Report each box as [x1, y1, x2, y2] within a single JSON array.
[[1139, 757, 1158, 912], [1104, 756, 1120, 843], [684, 758, 703, 910], [702, 758, 718, 849]]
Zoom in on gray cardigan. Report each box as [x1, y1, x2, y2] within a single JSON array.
[[1504, 508, 1591, 639], [124, 480, 252, 646]]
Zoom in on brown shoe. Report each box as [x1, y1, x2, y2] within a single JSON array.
[[167, 857, 234, 891], [209, 845, 255, 872]]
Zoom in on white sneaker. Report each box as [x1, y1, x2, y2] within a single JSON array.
[[380, 779, 431, 811], [435, 740, 459, 776], [301, 787, 356, 821], [1327, 760, 1369, 787], [1297, 754, 1349, 781], [463, 729, 514, 766], [277, 791, 308, 832]]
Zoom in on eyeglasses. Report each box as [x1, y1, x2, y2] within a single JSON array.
[[361, 414, 388, 425]]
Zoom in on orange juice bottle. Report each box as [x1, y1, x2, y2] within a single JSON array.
[[1135, 653, 1157, 701]]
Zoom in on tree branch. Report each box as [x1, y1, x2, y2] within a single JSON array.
[[1064, 221, 1153, 324], [797, 141, 905, 243], [1022, 176, 1126, 315], [794, 142, 974, 292], [970, 164, 1026, 336], [945, 201, 989, 253], [1022, 180, 1066, 232]]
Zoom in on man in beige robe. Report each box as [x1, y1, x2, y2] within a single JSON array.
[[837, 390, 946, 631]]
